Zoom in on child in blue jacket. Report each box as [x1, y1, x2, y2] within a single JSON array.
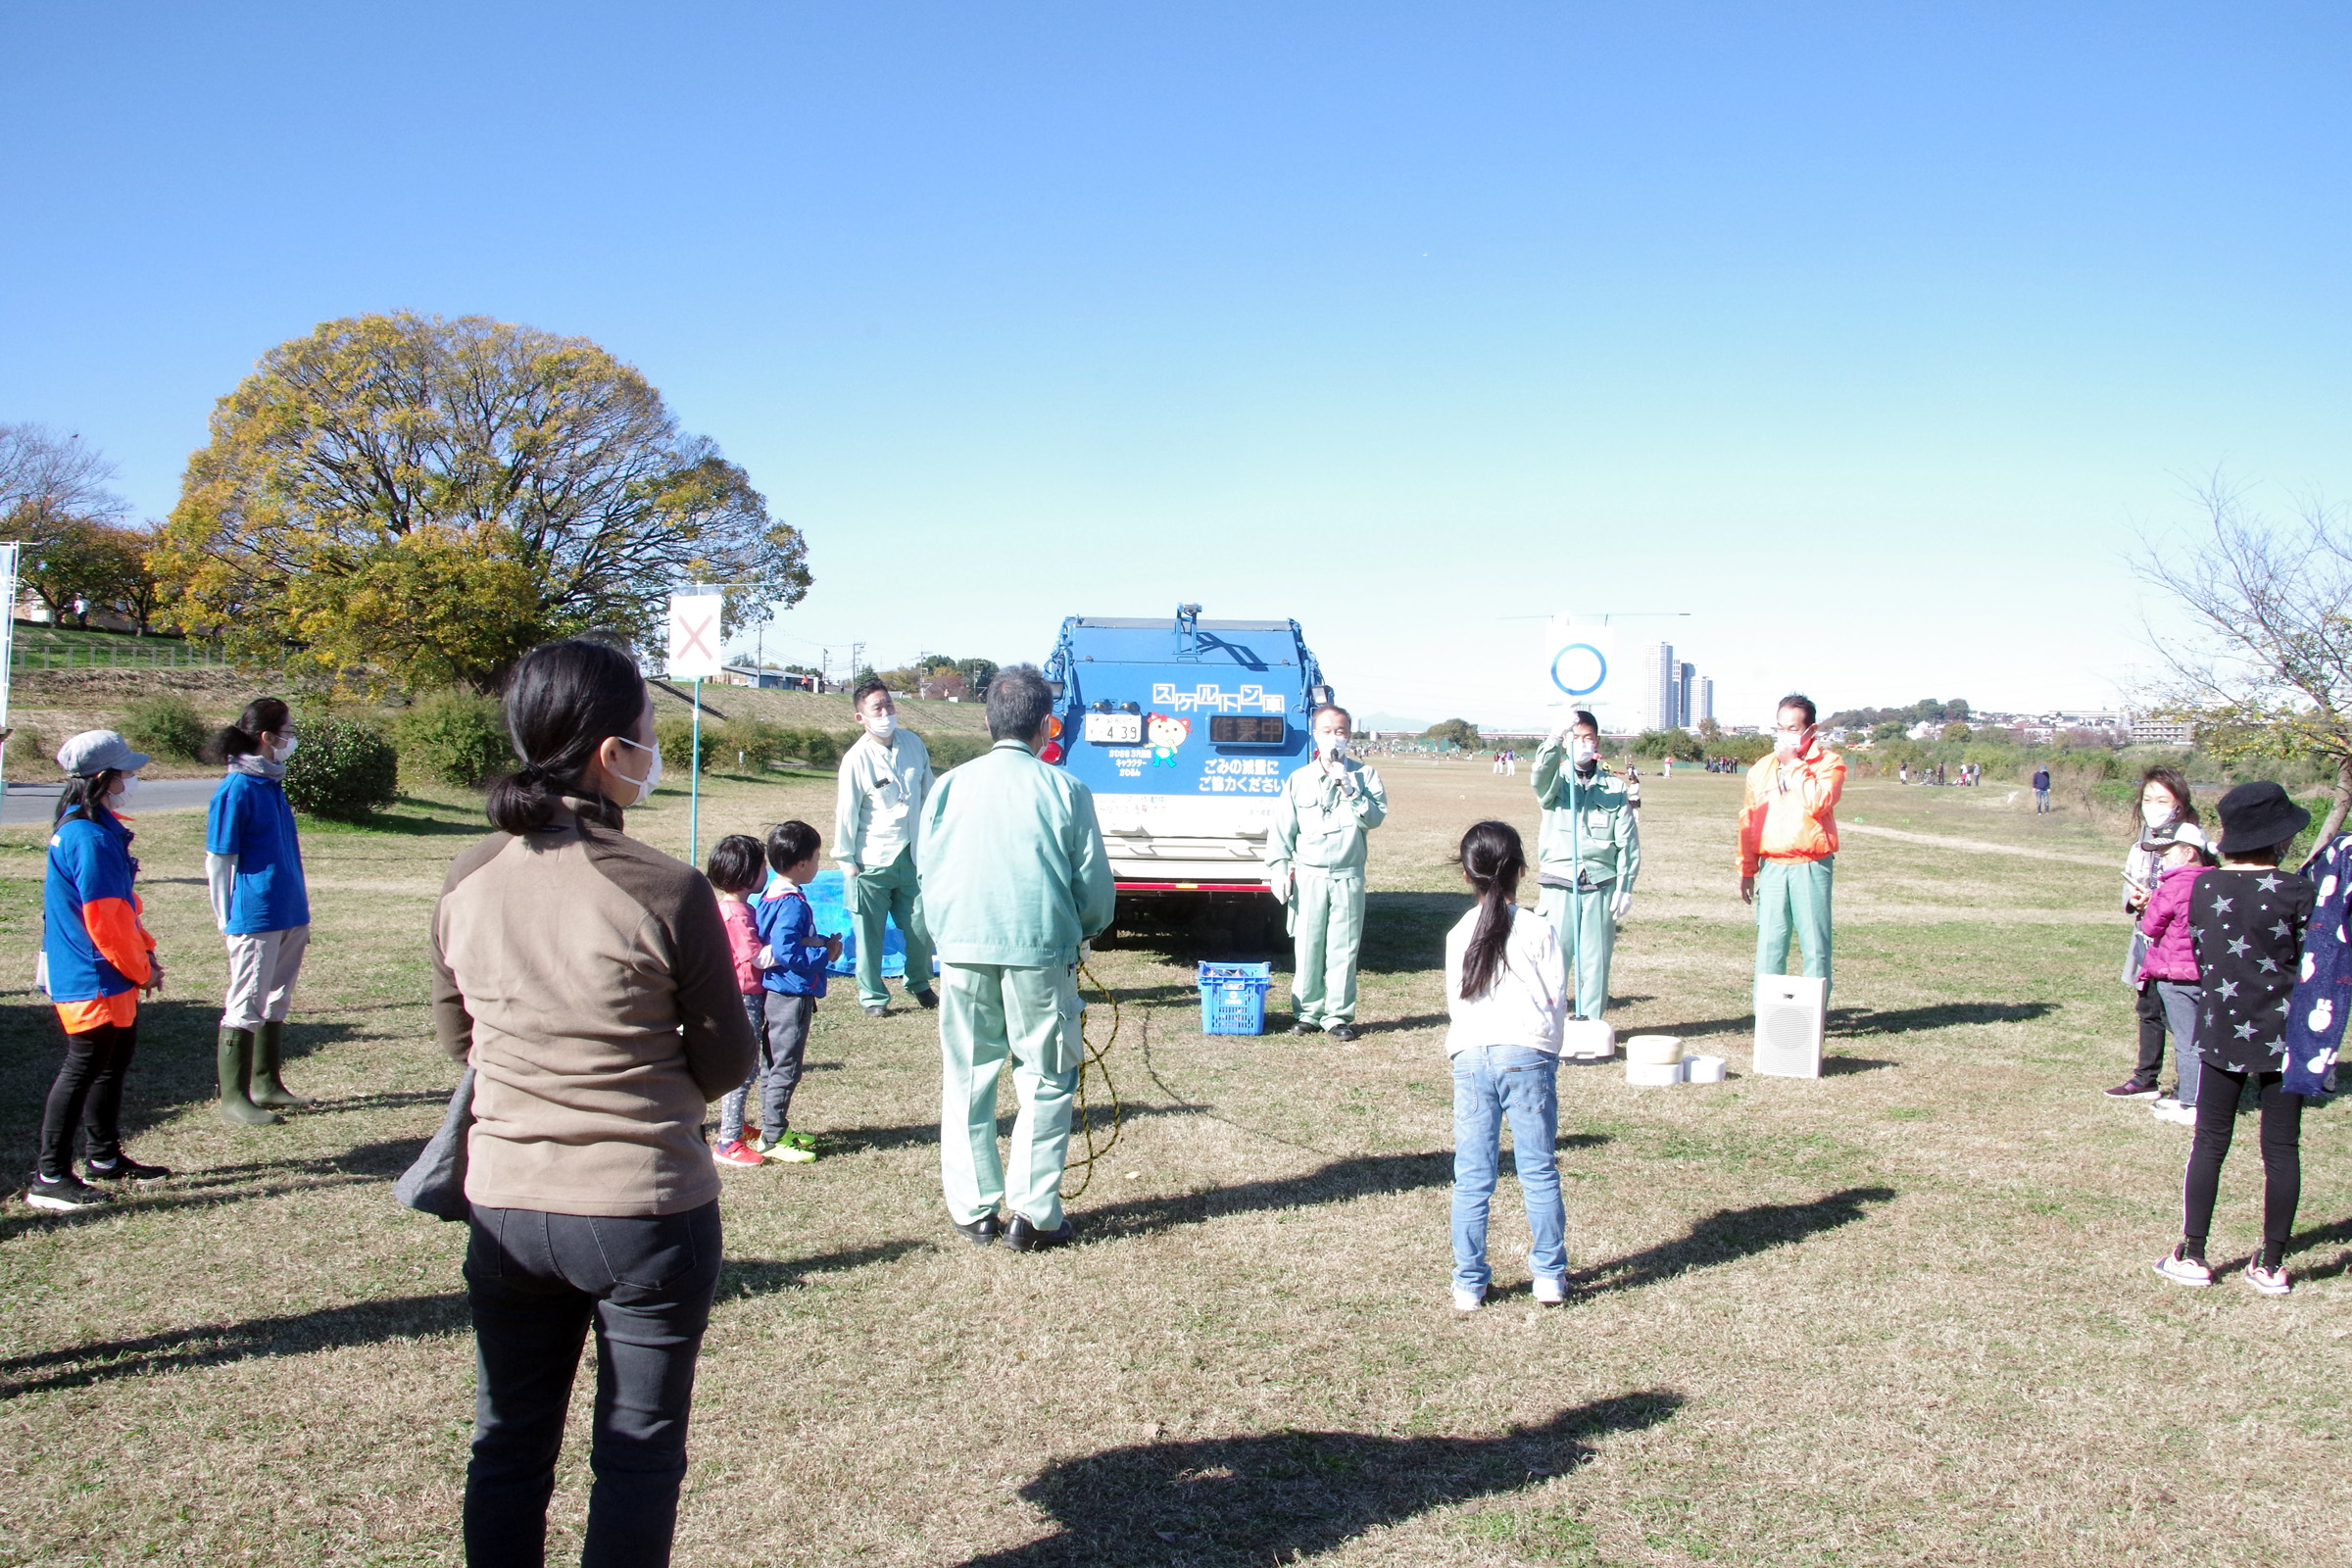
[[751, 820, 840, 1162]]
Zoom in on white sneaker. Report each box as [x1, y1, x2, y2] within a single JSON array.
[[2153, 1247, 2213, 1288], [1532, 1276, 1567, 1305], [2245, 1263, 2292, 1297], [2152, 1102, 2198, 1126], [2151, 1093, 2181, 1111], [1450, 1288, 1484, 1312]]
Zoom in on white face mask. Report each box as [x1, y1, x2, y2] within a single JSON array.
[[270, 735, 300, 763], [2141, 801, 2173, 829], [110, 775, 141, 809], [1316, 730, 1347, 760], [612, 736, 662, 806], [1572, 737, 1599, 767], [864, 711, 897, 741], [1775, 725, 1807, 757]]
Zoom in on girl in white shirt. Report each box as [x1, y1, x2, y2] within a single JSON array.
[[1445, 820, 1569, 1311]]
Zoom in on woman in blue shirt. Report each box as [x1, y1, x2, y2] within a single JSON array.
[[205, 698, 312, 1125]]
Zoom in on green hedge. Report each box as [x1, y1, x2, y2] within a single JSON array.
[[284, 716, 400, 821], [121, 693, 209, 761], [397, 689, 514, 787]]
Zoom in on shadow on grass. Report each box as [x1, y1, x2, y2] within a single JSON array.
[[2288, 1213, 2352, 1282], [296, 801, 483, 837], [1832, 1002, 2056, 1036], [1070, 1145, 1598, 1243], [0, 1291, 467, 1399], [957, 1391, 1685, 1567], [824, 1102, 1194, 1157], [718, 1240, 931, 1299], [1571, 1187, 1895, 1298]]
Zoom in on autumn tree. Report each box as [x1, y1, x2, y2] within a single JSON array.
[[2136, 481, 2352, 843], [154, 313, 812, 691]]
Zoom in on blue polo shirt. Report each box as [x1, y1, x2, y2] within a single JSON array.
[[207, 769, 311, 934]]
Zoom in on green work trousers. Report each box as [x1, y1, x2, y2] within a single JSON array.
[[939, 960, 1081, 1229], [1754, 856, 1834, 999], [1289, 865, 1366, 1029], [1535, 883, 1616, 1020], [850, 847, 934, 1009]]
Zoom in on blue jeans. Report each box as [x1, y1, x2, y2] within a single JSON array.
[[1449, 1046, 1567, 1295], [464, 1201, 722, 1567], [2155, 980, 2203, 1106]]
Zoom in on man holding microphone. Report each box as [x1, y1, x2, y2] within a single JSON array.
[[1268, 705, 1388, 1043], [1738, 694, 1846, 998], [1531, 710, 1640, 1023], [835, 677, 938, 1018]]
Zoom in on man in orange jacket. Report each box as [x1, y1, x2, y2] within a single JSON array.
[[1737, 694, 1845, 998]]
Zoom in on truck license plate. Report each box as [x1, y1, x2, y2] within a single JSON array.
[[1084, 712, 1143, 744]]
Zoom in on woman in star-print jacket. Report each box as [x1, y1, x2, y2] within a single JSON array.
[[2157, 782, 2316, 1297]]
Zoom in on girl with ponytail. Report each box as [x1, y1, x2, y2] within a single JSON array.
[[1444, 819, 1569, 1312], [204, 697, 312, 1125]]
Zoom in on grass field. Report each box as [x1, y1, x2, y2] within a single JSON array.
[[0, 760, 2345, 1566]]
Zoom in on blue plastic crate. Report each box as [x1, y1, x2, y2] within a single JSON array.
[[1197, 960, 1272, 1035]]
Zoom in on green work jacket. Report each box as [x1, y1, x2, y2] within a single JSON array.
[[1531, 739, 1641, 890], [916, 739, 1114, 967], [1267, 757, 1388, 878]]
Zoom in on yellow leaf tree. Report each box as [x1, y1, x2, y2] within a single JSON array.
[[154, 313, 811, 691]]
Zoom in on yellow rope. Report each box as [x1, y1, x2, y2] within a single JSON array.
[[1058, 956, 1125, 1200]]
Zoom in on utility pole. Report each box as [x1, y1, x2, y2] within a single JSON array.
[[850, 642, 865, 686]]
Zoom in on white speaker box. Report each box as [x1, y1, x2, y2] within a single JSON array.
[[1752, 975, 1826, 1078], [1559, 1019, 1616, 1061]]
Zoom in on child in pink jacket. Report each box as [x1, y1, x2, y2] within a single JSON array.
[[2137, 830, 2213, 1126]]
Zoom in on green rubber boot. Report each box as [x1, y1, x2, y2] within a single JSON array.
[[250, 1021, 312, 1110], [216, 1028, 282, 1126]]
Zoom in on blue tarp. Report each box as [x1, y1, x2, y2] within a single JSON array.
[[801, 866, 907, 978]]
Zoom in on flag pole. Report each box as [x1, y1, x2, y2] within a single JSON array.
[[690, 676, 703, 863]]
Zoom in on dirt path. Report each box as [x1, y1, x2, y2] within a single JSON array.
[[1842, 819, 2113, 867]]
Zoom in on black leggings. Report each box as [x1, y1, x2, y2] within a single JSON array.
[[37, 1020, 137, 1180], [2181, 1066, 2302, 1269]]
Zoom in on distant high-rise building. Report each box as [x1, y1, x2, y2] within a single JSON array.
[[1675, 662, 1696, 727], [1696, 676, 1715, 726], [1635, 643, 1676, 732]]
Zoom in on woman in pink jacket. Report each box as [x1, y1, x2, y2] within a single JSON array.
[[2137, 826, 2215, 1127]]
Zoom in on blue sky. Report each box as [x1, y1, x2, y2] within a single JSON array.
[[5, 3, 2345, 727]]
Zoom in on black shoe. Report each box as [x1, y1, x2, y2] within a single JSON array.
[[24, 1174, 113, 1211], [1290, 1020, 1316, 1036], [84, 1155, 172, 1183], [864, 1004, 887, 1019], [913, 988, 940, 1010], [954, 1212, 1003, 1248], [1326, 1023, 1359, 1043], [999, 1214, 1076, 1252]]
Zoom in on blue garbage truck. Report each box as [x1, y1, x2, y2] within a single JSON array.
[[1040, 605, 1333, 945]]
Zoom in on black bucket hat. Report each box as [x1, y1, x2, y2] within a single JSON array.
[[2214, 780, 2311, 857]]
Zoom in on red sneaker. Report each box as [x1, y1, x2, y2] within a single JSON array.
[[712, 1139, 764, 1168]]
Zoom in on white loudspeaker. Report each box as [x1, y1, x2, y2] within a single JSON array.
[[1560, 1019, 1616, 1061], [1752, 975, 1826, 1078]]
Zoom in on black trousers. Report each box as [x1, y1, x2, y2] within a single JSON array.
[[2132, 981, 2168, 1084], [463, 1200, 722, 1568], [2182, 1067, 2303, 1267], [36, 1020, 135, 1180]]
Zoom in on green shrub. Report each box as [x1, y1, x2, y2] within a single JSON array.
[[398, 689, 514, 787], [284, 716, 401, 821], [121, 693, 209, 761], [3, 723, 49, 780], [714, 717, 786, 773], [655, 712, 718, 772], [925, 732, 993, 769], [778, 727, 844, 769]]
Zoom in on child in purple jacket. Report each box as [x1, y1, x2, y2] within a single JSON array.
[[2137, 828, 2213, 1126]]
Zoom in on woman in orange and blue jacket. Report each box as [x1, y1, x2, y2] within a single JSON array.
[[29, 730, 170, 1211]]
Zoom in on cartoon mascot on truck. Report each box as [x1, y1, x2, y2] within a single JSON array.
[[1145, 712, 1190, 767]]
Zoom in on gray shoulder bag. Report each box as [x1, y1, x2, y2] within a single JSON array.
[[393, 1067, 475, 1222]]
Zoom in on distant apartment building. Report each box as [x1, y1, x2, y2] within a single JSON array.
[[1694, 676, 1714, 726], [1634, 642, 1676, 732], [1674, 662, 1696, 726], [2131, 716, 2196, 746]]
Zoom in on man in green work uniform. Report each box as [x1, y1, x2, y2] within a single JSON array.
[[835, 677, 938, 1017], [1531, 709, 1640, 1022], [1268, 704, 1388, 1043], [916, 664, 1114, 1252]]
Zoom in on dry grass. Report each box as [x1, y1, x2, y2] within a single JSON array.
[[0, 760, 2344, 1566]]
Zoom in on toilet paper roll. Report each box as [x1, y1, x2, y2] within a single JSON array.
[[1624, 1034, 1684, 1067], [1684, 1055, 1728, 1084], [1625, 1058, 1686, 1087]]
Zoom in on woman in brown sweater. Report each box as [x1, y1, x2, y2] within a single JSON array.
[[430, 638, 755, 1568]]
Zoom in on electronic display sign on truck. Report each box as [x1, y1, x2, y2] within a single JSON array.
[[1040, 605, 1333, 945]]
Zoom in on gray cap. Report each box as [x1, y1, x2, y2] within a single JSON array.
[[56, 729, 152, 777]]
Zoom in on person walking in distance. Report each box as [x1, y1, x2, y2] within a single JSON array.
[[2034, 763, 2052, 813], [27, 731, 172, 1210], [835, 677, 938, 1018], [205, 698, 313, 1124], [1267, 705, 1389, 1043], [917, 665, 1115, 1251], [431, 639, 755, 1566], [1529, 710, 1639, 1024], [1738, 695, 1846, 999]]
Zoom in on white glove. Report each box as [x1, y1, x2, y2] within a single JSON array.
[[1610, 888, 1633, 922], [756, 945, 775, 969]]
